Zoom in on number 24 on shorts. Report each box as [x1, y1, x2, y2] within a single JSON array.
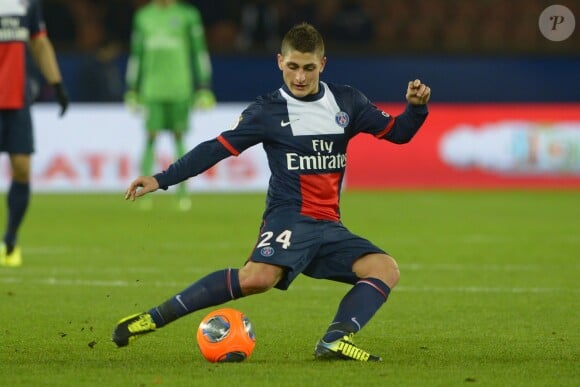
[[257, 230, 292, 250]]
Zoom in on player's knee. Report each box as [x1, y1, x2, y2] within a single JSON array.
[[384, 255, 400, 288], [11, 170, 29, 182], [9, 155, 31, 182], [238, 263, 283, 296], [239, 274, 278, 295], [353, 253, 400, 289]]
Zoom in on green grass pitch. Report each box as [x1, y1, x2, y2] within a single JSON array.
[[0, 190, 578, 386]]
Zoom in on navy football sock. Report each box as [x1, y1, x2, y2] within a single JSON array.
[[323, 278, 391, 342], [3, 181, 30, 253], [149, 268, 243, 327]]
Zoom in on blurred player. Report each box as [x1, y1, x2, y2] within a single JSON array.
[[0, 0, 68, 267], [113, 23, 431, 361], [125, 0, 216, 211]]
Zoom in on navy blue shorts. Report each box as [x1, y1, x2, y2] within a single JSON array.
[[248, 211, 386, 290], [0, 106, 34, 154]]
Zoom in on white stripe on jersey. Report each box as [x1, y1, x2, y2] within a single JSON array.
[[279, 82, 345, 136]]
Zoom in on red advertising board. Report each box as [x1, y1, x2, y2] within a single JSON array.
[[346, 103, 580, 189]]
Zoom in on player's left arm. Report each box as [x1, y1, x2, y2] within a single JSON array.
[[29, 35, 68, 116], [377, 79, 431, 144], [406, 79, 431, 105]]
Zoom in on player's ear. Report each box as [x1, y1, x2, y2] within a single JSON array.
[[319, 56, 327, 73], [277, 53, 284, 71]]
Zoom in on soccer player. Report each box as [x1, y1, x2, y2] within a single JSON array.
[[113, 23, 431, 361], [125, 0, 216, 211], [0, 0, 68, 267]]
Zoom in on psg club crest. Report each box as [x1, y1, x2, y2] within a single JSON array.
[[260, 246, 275, 257], [335, 112, 349, 128]]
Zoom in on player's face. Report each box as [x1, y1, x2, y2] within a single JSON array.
[[277, 50, 326, 98]]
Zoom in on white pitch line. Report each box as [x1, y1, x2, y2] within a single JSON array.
[[0, 276, 578, 294], [18, 242, 236, 255]]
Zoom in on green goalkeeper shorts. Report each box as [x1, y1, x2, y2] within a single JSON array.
[[144, 100, 190, 133]]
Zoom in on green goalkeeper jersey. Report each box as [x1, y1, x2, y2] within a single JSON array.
[[126, 1, 212, 102]]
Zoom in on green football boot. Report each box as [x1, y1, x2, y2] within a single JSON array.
[[0, 243, 22, 267], [112, 312, 157, 347], [314, 333, 382, 362]]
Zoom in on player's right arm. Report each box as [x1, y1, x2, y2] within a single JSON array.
[[136, 102, 266, 193], [125, 176, 159, 201], [153, 138, 233, 190], [124, 138, 231, 201]]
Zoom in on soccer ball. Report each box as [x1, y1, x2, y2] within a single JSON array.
[[196, 308, 256, 363]]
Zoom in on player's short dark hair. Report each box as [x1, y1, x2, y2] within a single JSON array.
[[281, 22, 325, 57]]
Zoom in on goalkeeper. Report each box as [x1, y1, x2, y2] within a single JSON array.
[[125, 0, 215, 210]]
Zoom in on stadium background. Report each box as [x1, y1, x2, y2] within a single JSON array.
[[1, 3, 579, 385], [12, 0, 580, 191]]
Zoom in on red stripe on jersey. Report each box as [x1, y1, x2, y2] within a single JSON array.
[[30, 30, 47, 40], [299, 173, 341, 221], [374, 117, 396, 138], [217, 135, 240, 156], [226, 268, 234, 299], [357, 279, 388, 299], [0, 42, 26, 109]]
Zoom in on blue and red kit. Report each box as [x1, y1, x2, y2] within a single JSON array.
[[155, 81, 428, 288], [0, 0, 46, 109], [156, 81, 428, 220]]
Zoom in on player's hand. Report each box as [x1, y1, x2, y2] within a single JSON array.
[[124, 90, 141, 113], [124, 176, 159, 201], [194, 89, 216, 110], [405, 79, 431, 105], [52, 82, 69, 117]]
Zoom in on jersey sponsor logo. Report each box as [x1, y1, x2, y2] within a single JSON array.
[[260, 246, 275, 257], [335, 111, 350, 128], [0, 17, 29, 42], [286, 139, 346, 171], [286, 152, 347, 171]]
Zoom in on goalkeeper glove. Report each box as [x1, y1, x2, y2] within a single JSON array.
[[52, 82, 69, 117], [124, 90, 141, 113], [194, 89, 216, 110]]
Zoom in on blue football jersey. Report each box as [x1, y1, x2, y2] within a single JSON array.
[[155, 81, 428, 221]]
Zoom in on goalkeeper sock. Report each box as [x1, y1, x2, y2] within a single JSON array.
[[3, 181, 30, 253], [175, 136, 186, 159], [149, 268, 243, 327], [141, 138, 155, 176], [322, 278, 390, 342], [174, 136, 187, 197]]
